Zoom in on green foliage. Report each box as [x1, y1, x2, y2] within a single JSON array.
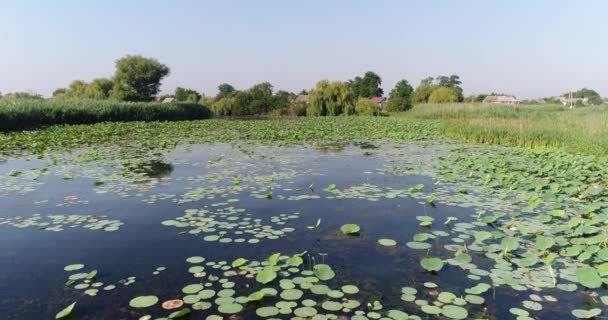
[[348, 71, 383, 98], [386, 80, 413, 112], [62, 78, 114, 100], [217, 83, 236, 99], [0, 99, 210, 131], [428, 87, 459, 103], [1, 92, 44, 100], [355, 97, 380, 116], [565, 88, 600, 99], [210, 97, 234, 116], [175, 87, 202, 103], [52, 88, 67, 97], [307, 80, 355, 116], [0, 117, 439, 154], [403, 103, 608, 155], [111, 55, 170, 102], [411, 84, 436, 104]]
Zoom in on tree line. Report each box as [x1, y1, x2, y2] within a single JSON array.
[[2, 54, 602, 117]]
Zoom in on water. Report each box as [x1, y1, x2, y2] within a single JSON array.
[[0, 142, 595, 319]]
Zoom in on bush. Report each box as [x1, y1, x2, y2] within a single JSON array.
[[428, 87, 459, 103], [355, 97, 380, 116], [210, 97, 234, 116], [0, 99, 211, 131], [411, 85, 436, 104]]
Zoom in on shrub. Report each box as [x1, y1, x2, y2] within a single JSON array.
[[428, 87, 459, 103], [210, 97, 234, 116], [355, 97, 380, 116], [0, 99, 211, 131], [411, 85, 436, 104]]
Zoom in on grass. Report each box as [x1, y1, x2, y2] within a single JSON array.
[[400, 103, 608, 155], [0, 98, 211, 131]]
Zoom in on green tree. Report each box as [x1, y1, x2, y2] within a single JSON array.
[[271, 90, 292, 110], [217, 83, 236, 99], [175, 87, 202, 103], [355, 97, 380, 116], [436, 74, 463, 101], [210, 96, 234, 115], [349, 71, 383, 98], [428, 87, 459, 103], [385, 80, 414, 112], [565, 88, 600, 99], [230, 91, 253, 116], [85, 78, 113, 99], [307, 80, 354, 116], [411, 84, 436, 104], [2, 92, 44, 100], [111, 55, 170, 101], [248, 82, 274, 114], [52, 88, 67, 97]]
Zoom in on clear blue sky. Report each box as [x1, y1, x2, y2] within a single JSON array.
[[1, 0, 606, 98]]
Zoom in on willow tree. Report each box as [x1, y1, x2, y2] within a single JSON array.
[[307, 80, 354, 116]]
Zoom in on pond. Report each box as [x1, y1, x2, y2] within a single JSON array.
[[0, 141, 604, 320]]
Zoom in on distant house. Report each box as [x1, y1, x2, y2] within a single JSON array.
[[294, 94, 309, 104], [370, 96, 387, 108], [161, 97, 175, 104], [482, 95, 519, 105], [559, 96, 589, 106]]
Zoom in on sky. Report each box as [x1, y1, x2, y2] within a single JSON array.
[[1, 0, 607, 99]]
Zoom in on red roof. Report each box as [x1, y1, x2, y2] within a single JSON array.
[[370, 97, 386, 104]]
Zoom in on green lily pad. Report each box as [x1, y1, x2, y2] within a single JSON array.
[[420, 257, 444, 272], [378, 238, 397, 247], [55, 302, 76, 319], [340, 223, 361, 234], [313, 264, 335, 280], [129, 296, 159, 308]]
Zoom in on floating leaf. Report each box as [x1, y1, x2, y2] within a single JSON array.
[[55, 302, 76, 319], [231, 258, 248, 268], [576, 266, 603, 288], [378, 238, 397, 247], [340, 223, 360, 234], [572, 308, 601, 319], [420, 257, 444, 272], [313, 264, 335, 280], [129, 296, 159, 308], [256, 267, 277, 284]]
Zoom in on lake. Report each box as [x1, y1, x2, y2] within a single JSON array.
[[0, 141, 602, 319]]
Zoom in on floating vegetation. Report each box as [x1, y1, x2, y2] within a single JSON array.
[[0, 214, 124, 232], [161, 203, 299, 243]]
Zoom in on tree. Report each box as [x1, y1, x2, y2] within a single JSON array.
[[385, 80, 414, 112], [307, 80, 354, 116], [2, 92, 44, 100], [63, 78, 113, 100], [565, 88, 600, 99], [248, 82, 274, 114], [420, 77, 434, 86], [428, 87, 459, 103], [52, 88, 67, 97], [175, 87, 202, 103], [85, 78, 113, 99], [411, 84, 436, 104], [355, 97, 380, 116], [217, 83, 236, 99], [210, 96, 234, 116], [435, 74, 463, 101], [111, 55, 170, 101], [348, 71, 383, 98], [271, 90, 292, 110]]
